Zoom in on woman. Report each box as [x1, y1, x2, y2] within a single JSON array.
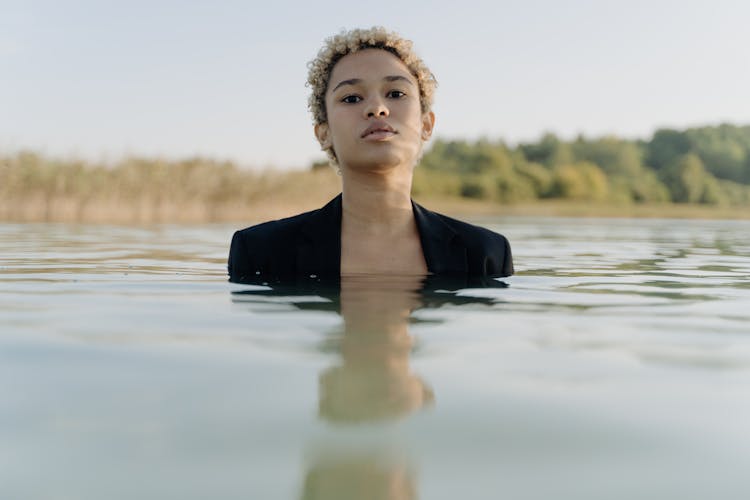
[[228, 27, 513, 282]]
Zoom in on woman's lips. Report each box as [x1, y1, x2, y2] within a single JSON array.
[[361, 121, 396, 140], [362, 129, 397, 141]]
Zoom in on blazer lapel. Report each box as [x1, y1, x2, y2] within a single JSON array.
[[412, 201, 468, 274], [294, 194, 467, 277], [296, 194, 342, 277]]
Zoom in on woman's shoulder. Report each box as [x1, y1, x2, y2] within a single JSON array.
[[232, 210, 314, 243], [413, 203, 511, 249], [228, 196, 343, 281], [412, 203, 514, 277], [435, 212, 509, 245], [232, 195, 342, 244], [228, 210, 316, 279]]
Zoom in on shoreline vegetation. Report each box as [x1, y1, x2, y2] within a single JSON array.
[[3, 123, 750, 224]]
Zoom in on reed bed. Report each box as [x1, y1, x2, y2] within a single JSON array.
[[1, 152, 341, 224]]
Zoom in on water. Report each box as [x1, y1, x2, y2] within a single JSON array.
[[1, 218, 749, 499]]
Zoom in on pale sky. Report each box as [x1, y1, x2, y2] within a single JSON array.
[[2, 0, 749, 169]]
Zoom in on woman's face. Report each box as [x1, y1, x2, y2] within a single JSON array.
[[316, 48, 434, 172]]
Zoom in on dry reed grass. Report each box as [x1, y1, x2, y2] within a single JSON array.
[[1, 152, 341, 224]]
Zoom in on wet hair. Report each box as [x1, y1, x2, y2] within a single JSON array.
[[307, 26, 437, 127]]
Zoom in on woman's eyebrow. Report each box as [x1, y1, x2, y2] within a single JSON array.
[[383, 75, 414, 86], [331, 75, 414, 93], [331, 78, 362, 93]]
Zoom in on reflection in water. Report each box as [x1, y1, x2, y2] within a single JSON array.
[[6, 221, 749, 498], [306, 276, 428, 500], [301, 450, 416, 500], [319, 275, 434, 424], [232, 274, 507, 500]]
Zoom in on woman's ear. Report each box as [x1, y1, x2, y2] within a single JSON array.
[[314, 122, 332, 150], [421, 111, 435, 141]]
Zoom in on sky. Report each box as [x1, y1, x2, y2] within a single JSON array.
[[2, 0, 749, 169]]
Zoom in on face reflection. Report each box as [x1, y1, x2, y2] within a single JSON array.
[[316, 49, 434, 172]]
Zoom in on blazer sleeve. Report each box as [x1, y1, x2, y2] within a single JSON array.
[[462, 222, 514, 278], [228, 229, 269, 282], [228, 230, 248, 280], [476, 230, 513, 277], [227, 222, 299, 282], [498, 233, 514, 277]]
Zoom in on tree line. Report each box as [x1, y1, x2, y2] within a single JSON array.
[[3, 123, 750, 222], [411, 123, 750, 205]]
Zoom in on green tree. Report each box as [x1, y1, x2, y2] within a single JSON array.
[[686, 124, 749, 183], [659, 153, 713, 203], [550, 162, 609, 201], [628, 169, 671, 203], [645, 129, 692, 171], [519, 133, 572, 168], [571, 136, 643, 177], [515, 162, 553, 197]]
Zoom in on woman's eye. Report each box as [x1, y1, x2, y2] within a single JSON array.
[[387, 90, 406, 98], [341, 95, 361, 104]]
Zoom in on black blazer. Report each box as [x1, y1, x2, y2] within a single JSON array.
[[228, 194, 513, 282]]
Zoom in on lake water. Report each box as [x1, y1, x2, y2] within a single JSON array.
[[2, 217, 750, 499]]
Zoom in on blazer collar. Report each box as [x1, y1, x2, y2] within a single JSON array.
[[411, 200, 468, 274], [296, 194, 342, 277], [296, 194, 468, 276]]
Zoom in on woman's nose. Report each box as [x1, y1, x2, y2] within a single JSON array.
[[365, 97, 389, 118]]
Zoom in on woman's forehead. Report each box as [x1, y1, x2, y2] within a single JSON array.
[[328, 49, 415, 90]]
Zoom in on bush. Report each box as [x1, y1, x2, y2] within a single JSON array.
[[550, 162, 609, 201]]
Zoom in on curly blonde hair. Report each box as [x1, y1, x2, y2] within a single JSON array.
[[307, 26, 437, 127]]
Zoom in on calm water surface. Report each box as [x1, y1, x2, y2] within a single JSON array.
[[1, 218, 750, 499]]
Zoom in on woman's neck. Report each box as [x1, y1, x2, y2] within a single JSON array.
[[340, 166, 415, 233], [338, 164, 428, 275]]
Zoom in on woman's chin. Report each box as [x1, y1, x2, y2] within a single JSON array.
[[341, 151, 418, 173]]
